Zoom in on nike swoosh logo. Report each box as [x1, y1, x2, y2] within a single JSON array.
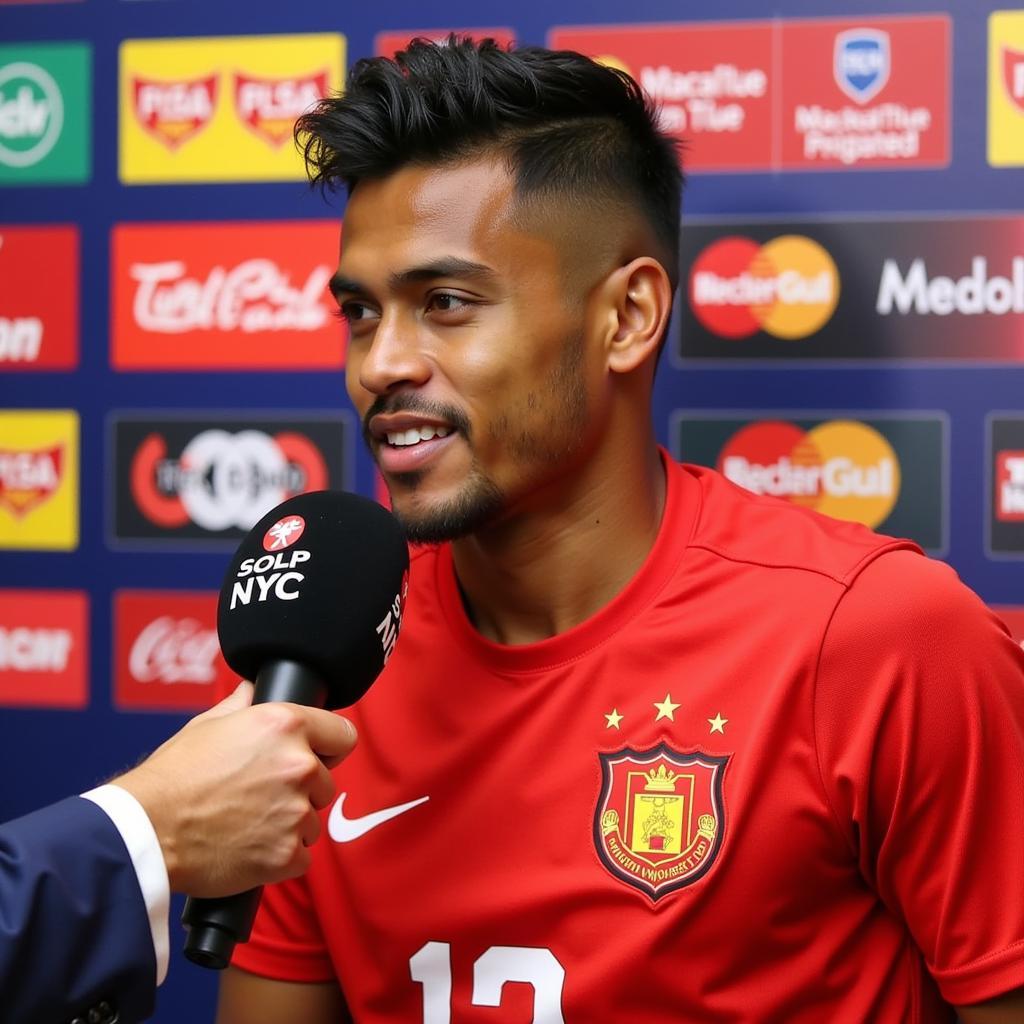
[[328, 792, 430, 843]]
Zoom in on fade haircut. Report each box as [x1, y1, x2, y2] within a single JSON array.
[[295, 36, 683, 286]]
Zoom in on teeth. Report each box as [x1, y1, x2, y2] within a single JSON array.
[[385, 425, 453, 446]]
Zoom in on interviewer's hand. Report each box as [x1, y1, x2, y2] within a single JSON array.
[[115, 681, 356, 898]]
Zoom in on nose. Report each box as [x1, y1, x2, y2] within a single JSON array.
[[354, 310, 432, 397]]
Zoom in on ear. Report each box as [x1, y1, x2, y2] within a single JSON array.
[[595, 258, 673, 375]]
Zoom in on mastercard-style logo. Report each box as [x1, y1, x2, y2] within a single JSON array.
[[689, 235, 840, 340], [718, 419, 900, 528]]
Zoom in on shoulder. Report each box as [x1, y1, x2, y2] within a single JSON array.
[[681, 462, 917, 585]]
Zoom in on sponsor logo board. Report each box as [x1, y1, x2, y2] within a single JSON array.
[[672, 412, 946, 553], [111, 221, 344, 370], [119, 34, 344, 183], [548, 22, 773, 172], [375, 27, 515, 56], [0, 589, 87, 707], [114, 591, 235, 710], [678, 216, 1024, 364], [548, 16, 948, 173], [989, 11, 1024, 166], [0, 43, 90, 184], [0, 225, 78, 369], [988, 416, 1024, 556], [779, 16, 949, 169], [109, 412, 351, 547], [0, 409, 78, 550]]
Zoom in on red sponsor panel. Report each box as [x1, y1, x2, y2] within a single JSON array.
[[114, 590, 236, 710], [548, 22, 773, 172], [779, 15, 950, 170], [110, 221, 346, 370], [0, 589, 88, 707], [0, 226, 78, 370], [375, 28, 515, 57]]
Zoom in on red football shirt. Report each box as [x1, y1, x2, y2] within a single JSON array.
[[233, 458, 1024, 1022]]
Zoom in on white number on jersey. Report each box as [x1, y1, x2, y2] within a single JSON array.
[[410, 941, 566, 1023]]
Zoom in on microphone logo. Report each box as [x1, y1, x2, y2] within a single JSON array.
[[263, 514, 305, 551]]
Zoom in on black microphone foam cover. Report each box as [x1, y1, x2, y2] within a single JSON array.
[[217, 490, 409, 709]]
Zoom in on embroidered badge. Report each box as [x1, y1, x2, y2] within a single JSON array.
[[595, 743, 728, 899]]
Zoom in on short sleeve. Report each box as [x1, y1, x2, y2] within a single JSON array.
[[814, 548, 1024, 1006], [230, 870, 336, 983]]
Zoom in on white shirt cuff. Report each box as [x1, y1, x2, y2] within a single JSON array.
[[82, 784, 170, 986]]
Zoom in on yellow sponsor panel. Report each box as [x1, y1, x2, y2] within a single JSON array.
[[0, 410, 78, 550], [119, 33, 345, 183], [988, 11, 1024, 166]]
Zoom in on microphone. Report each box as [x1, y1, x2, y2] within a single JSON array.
[[181, 489, 409, 969]]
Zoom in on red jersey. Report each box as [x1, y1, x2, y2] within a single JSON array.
[[233, 457, 1024, 1022]]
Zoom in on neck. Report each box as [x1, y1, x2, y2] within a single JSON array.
[[450, 432, 666, 646]]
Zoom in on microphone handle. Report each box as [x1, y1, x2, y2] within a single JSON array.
[[181, 660, 328, 969]]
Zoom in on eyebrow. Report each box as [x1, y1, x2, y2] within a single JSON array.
[[329, 257, 498, 301]]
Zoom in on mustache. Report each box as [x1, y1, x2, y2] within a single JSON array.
[[362, 394, 471, 450]]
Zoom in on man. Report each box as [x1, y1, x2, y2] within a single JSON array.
[[0, 680, 356, 1023], [218, 38, 1024, 1022]]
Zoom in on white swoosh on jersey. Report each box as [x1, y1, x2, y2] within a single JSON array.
[[327, 792, 430, 843]]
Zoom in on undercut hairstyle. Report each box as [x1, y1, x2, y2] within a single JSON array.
[[295, 36, 683, 286]]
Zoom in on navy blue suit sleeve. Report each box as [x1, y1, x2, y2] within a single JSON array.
[[0, 796, 157, 1024]]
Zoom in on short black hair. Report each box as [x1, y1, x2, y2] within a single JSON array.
[[295, 36, 682, 285]]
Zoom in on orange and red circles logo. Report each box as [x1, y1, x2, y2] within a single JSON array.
[[0, 589, 88, 708], [263, 514, 306, 551], [689, 235, 840, 340], [718, 419, 901, 528], [0, 225, 79, 370], [114, 590, 236, 710]]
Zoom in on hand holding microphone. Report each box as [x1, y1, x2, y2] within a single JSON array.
[[116, 680, 357, 898], [177, 489, 409, 968]]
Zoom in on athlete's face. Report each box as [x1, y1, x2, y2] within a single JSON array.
[[335, 160, 596, 543]]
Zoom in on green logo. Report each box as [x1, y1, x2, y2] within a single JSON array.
[[0, 44, 90, 185], [0, 63, 64, 167]]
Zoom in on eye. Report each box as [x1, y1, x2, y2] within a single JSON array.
[[335, 301, 379, 325], [427, 292, 472, 313]]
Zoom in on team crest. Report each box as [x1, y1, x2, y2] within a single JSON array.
[[834, 29, 890, 105], [594, 744, 728, 900]]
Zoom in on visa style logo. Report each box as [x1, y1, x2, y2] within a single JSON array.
[[119, 34, 345, 183]]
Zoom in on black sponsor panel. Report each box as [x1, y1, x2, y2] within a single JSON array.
[[109, 412, 352, 547], [673, 413, 946, 553], [677, 216, 1024, 363], [988, 415, 1024, 555]]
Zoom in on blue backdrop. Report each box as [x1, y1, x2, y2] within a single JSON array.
[[0, 1, 1020, 1020]]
